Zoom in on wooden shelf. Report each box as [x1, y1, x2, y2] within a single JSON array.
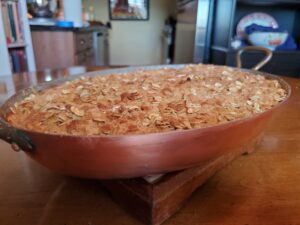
[[7, 42, 27, 49], [227, 48, 300, 54], [225, 48, 300, 78], [237, 0, 300, 6], [211, 45, 300, 54]]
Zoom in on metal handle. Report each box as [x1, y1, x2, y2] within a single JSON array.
[[236, 46, 273, 71], [80, 39, 85, 45], [0, 117, 35, 152]]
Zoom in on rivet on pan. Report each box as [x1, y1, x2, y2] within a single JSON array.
[[11, 142, 21, 152]]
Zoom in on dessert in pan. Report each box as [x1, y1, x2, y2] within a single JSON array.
[[7, 64, 287, 136]]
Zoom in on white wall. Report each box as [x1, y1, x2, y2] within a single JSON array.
[[83, 0, 176, 65]]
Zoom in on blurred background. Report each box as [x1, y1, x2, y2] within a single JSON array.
[[0, 0, 299, 78]]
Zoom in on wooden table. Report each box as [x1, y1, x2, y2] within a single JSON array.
[[0, 67, 300, 225]]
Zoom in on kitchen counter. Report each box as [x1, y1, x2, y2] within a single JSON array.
[[30, 24, 107, 32], [0, 67, 300, 225]]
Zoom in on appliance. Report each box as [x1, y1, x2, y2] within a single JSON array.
[[93, 28, 110, 66], [172, 0, 214, 64]]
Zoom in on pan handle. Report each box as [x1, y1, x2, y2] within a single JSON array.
[[236, 46, 273, 71], [0, 117, 35, 152]]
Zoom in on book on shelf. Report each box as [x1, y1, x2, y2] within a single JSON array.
[[1, 0, 24, 45], [9, 49, 28, 73]]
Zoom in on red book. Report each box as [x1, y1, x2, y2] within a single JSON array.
[[18, 50, 28, 72], [16, 1, 24, 42], [1, 2, 13, 44]]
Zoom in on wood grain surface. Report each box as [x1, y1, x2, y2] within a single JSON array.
[[0, 68, 299, 225]]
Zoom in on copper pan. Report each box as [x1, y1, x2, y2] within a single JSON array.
[[0, 47, 291, 179]]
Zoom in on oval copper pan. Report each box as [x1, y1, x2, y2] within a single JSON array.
[[0, 65, 291, 179]]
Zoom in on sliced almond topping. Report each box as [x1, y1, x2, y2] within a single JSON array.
[[70, 106, 84, 117]]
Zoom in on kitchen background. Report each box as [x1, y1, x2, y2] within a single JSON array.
[[83, 0, 176, 65], [0, 0, 300, 77]]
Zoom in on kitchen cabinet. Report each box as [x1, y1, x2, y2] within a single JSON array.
[[31, 27, 97, 70]]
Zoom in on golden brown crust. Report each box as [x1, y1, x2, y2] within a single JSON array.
[[7, 64, 287, 136]]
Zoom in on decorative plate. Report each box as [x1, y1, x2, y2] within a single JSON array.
[[236, 12, 279, 38]]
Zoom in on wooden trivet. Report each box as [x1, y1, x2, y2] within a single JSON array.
[[101, 140, 258, 225]]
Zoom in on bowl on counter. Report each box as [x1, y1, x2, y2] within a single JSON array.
[[247, 31, 288, 50]]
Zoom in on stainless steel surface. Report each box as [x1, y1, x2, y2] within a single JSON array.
[[93, 28, 109, 66], [193, 0, 214, 63], [174, 0, 214, 64], [174, 0, 198, 63]]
